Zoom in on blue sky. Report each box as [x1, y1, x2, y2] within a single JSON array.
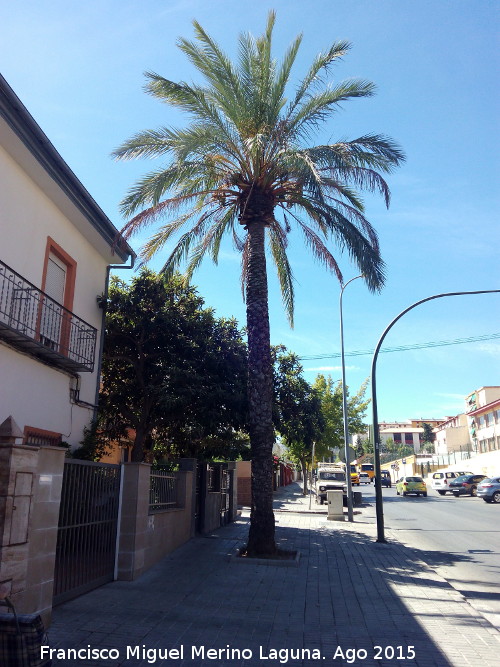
[[2, 0, 499, 421]]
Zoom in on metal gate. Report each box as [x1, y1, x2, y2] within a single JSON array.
[[53, 460, 121, 605], [220, 467, 230, 525]]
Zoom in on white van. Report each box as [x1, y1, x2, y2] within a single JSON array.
[[431, 470, 473, 495]]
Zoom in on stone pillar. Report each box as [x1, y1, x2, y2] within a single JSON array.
[[179, 458, 197, 537], [0, 416, 65, 627], [25, 445, 66, 625], [116, 462, 151, 581], [0, 416, 36, 602], [227, 462, 238, 522]]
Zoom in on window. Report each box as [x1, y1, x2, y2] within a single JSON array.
[[40, 238, 77, 354], [393, 433, 402, 443]]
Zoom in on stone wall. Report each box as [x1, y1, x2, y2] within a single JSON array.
[[0, 417, 65, 627], [236, 460, 252, 507], [117, 464, 193, 581]]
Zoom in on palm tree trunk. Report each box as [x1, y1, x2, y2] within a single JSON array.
[[245, 222, 276, 556]]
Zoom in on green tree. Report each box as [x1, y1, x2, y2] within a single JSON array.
[[112, 13, 404, 555], [273, 349, 324, 495], [100, 270, 248, 461], [354, 435, 372, 460], [421, 422, 435, 453], [313, 375, 370, 459]]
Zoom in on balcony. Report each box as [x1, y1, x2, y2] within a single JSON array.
[[0, 259, 97, 373]]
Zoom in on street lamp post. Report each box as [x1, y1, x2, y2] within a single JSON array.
[[340, 274, 364, 522], [371, 289, 500, 543]]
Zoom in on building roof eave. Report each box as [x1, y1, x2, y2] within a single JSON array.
[[0, 74, 135, 265]]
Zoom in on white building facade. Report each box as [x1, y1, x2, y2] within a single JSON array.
[[379, 423, 424, 452], [433, 414, 472, 455], [466, 387, 500, 455], [0, 75, 134, 448]]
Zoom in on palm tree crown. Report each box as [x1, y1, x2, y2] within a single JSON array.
[[113, 12, 405, 324], [113, 12, 404, 556]]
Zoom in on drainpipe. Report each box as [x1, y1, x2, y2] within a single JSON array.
[[92, 254, 136, 419]]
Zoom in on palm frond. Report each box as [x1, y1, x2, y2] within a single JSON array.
[[134, 202, 207, 266], [179, 21, 243, 106], [159, 210, 215, 280], [184, 208, 237, 281], [233, 228, 246, 252], [111, 127, 177, 161], [120, 189, 206, 239], [282, 207, 343, 283], [289, 80, 376, 139], [271, 34, 302, 114], [288, 40, 352, 116], [310, 135, 406, 173], [268, 222, 295, 326], [327, 167, 392, 207]]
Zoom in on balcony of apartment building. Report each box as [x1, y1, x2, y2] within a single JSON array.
[[0, 258, 96, 373]]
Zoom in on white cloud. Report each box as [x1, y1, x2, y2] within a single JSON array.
[[476, 343, 500, 356]]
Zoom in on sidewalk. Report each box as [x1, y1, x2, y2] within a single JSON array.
[[47, 482, 499, 667]]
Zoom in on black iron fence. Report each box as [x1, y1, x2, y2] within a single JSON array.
[[0, 259, 96, 372], [53, 460, 121, 605], [149, 469, 179, 512]]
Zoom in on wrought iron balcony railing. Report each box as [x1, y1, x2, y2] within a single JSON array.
[[0, 259, 97, 372]]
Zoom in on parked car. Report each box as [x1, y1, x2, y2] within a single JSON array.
[[378, 471, 392, 488], [476, 477, 500, 503], [396, 476, 427, 497], [314, 465, 346, 504], [431, 470, 473, 495], [450, 474, 486, 497], [359, 472, 371, 484]]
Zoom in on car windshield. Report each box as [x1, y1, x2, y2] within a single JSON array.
[[454, 475, 469, 482], [432, 473, 443, 479], [319, 472, 344, 480], [406, 477, 423, 482]]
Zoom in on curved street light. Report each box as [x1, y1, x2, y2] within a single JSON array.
[[340, 274, 364, 522], [371, 289, 500, 543]]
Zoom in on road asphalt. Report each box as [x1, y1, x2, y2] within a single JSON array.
[[46, 482, 500, 666]]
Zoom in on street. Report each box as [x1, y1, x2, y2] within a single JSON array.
[[359, 483, 500, 629]]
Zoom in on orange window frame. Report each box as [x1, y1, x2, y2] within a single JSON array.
[[38, 237, 77, 355]]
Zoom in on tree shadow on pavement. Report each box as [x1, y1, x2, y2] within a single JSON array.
[[47, 499, 498, 667]]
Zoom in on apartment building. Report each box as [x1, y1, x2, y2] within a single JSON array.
[[466, 386, 500, 454], [433, 414, 472, 455]]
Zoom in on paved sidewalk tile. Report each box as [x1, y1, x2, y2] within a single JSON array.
[[46, 483, 500, 667]]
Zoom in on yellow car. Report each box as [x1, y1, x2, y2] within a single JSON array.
[[350, 471, 360, 486], [396, 476, 427, 497]]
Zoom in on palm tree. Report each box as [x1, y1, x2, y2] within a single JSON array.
[[112, 12, 405, 556]]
